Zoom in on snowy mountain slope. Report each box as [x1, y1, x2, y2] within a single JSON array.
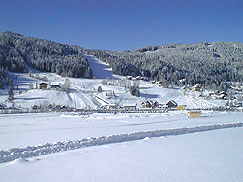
[[0, 59, 227, 110]]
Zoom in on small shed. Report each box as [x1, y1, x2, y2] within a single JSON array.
[[177, 105, 186, 110], [39, 82, 48, 89], [187, 111, 201, 118]]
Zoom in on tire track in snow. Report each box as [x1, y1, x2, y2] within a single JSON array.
[[0, 122, 242, 163]]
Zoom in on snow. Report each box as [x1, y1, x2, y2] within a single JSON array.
[[1, 121, 242, 163], [1, 111, 243, 150], [85, 54, 114, 79], [1, 126, 243, 182]]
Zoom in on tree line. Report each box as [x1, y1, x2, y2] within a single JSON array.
[[0, 31, 93, 88]]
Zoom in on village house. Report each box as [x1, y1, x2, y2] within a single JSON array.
[[32, 105, 38, 110], [0, 103, 7, 110], [126, 76, 132, 80], [156, 81, 162, 85], [192, 84, 201, 91], [165, 100, 178, 108], [50, 82, 61, 90], [218, 93, 227, 100], [39, 82, 48, 89], [141, 100, 159, 108], [135, 76, 141, 80]]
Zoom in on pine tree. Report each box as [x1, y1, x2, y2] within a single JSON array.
[[64, 78, 71, 92], [8, 79, 14, 102]]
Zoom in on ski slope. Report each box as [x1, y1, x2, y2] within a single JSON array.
[[85, 54, 114, 79]]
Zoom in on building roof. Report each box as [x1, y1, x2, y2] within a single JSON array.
[[50, 82, 60, 86], [188, 111, 201, 113], [166, 100, 178, 106], [39, 82, 48, 85], [123, 104, 137, 107]]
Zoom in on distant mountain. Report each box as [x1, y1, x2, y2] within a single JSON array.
[[0, 31, 242, 90], [83, 42, 243, 90], [0, 31, 93, 86]]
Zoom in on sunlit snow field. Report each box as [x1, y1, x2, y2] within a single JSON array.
[[0, 111, 243, 182]]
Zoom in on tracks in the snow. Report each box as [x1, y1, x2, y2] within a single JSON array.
[[0, 122, 242, 164]]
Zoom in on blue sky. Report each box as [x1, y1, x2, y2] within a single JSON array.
[[0, 0, 242, 50]]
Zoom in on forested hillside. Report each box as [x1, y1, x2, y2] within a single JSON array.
[[83, 42, 243, 90], [0, 31, 242, 90], [0, 31, 93, 87]]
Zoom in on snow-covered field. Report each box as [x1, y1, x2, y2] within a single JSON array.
[[0, 111, 243, 181]]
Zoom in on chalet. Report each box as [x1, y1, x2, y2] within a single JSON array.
[[156, 81, 162, 85], [141, 100, 159, 108], [141, 101, 150, 108], [123, 104, 137, 111], [126, 76, 132, 80], [32, 105, 38, 110], [187, 111, 201, 118], [135, 76, 141, 80], [39, 82, 48, 89], [192, 84, 201, 91], [60, 105, 68, 110], [0, 103, 7, 110], [48, 104, 53, 109], [219, 91, 227, 96], [50, 82, 61, 90], [53, 105, 61, 111], [165, 100, 178, 108], [218, 93, 227, 100]]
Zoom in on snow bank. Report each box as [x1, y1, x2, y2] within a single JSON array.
[[1, 122, 242, 163]]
